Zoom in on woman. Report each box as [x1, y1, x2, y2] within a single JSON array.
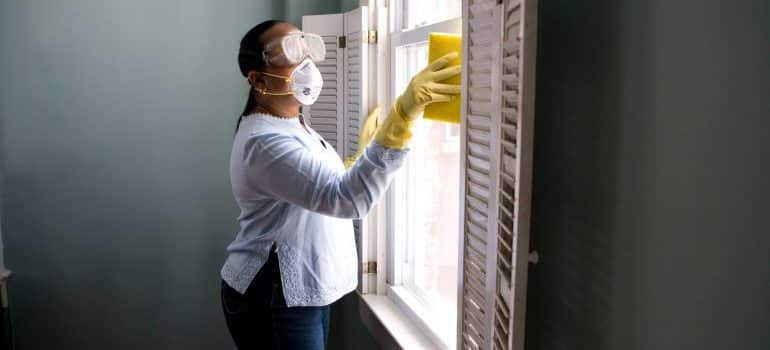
[[220, 20, 460, 349]]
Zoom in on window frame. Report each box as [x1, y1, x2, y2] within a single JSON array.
[[353, 0, 537, 349], [383, 7, 463, 349]]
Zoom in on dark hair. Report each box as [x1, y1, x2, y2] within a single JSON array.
[[235, 19, 288, 132]]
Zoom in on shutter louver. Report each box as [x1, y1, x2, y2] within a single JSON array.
[[459, 0, 502, 349], [302, 14, 345, 157], [312, 35, 343, 153], [460, 0, 537, 349], [344, 30, 363, 158], [345, 31, 361, 158], [491, 0, 538, 350], [492, 0, 521, 348]]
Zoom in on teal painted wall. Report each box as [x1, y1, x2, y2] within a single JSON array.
[[340, 0, 360, 12], [0, 1, 275, 348], [283, 0, 346, 27], [0, 0, 372, 349], [0, 115, 4, 272], [526, 0, 770, 349], [0, 103, 4, 272]]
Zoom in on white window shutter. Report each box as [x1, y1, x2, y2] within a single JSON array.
[[342, 6, 373, 294], [493, 1, 537, 349], [302, 14, 345, 157], [459, 0, 538, 349], [303, 8, 373, 294], [458, 1, 503, 349]]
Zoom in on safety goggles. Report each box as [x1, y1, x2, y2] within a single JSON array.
[[262, 32, 326, 66]]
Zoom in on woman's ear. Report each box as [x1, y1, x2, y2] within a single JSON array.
[[246, 71, 264, 90]]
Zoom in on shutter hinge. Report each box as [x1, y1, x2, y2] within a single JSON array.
[[338, 35, 346, 48], [362, 261, 377, 274], [365, 30, 378, 44]]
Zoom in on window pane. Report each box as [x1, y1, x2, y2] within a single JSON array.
[[401, 0, 461, 30], [394, 41, 460, 341], [407, 120, 460, 326], [394, 42, 428, 97]]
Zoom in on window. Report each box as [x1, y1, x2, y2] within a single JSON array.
[[304, 0, 539, 348], [398, 0, 462, 31], [386, 1, 462, 348]]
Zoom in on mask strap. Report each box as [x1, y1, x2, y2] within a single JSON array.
[[254, 87, 295, 96], [254, 71, 295, 96], [260, 71, 294, 83]]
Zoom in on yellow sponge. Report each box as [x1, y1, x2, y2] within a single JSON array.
[[424, 32, 462, 124]]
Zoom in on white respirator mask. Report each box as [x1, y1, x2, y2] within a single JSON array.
[[255, 59, 324, 106]]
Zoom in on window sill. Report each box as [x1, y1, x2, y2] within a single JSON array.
[[358, 292, 445, 350]]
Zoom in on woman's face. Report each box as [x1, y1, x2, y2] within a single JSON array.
[[249, 22, 303, 109]]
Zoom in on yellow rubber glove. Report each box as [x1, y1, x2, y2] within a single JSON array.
[[374, 51, 462, 149], [343, 106, 381, 169]]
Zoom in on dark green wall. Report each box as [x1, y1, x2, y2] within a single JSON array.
[[0, 0, 358, 349], [526, 0, 770, 349], [340, 0, 360, 13]]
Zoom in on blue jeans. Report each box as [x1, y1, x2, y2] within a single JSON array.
[[221, 249, 330, 350]]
